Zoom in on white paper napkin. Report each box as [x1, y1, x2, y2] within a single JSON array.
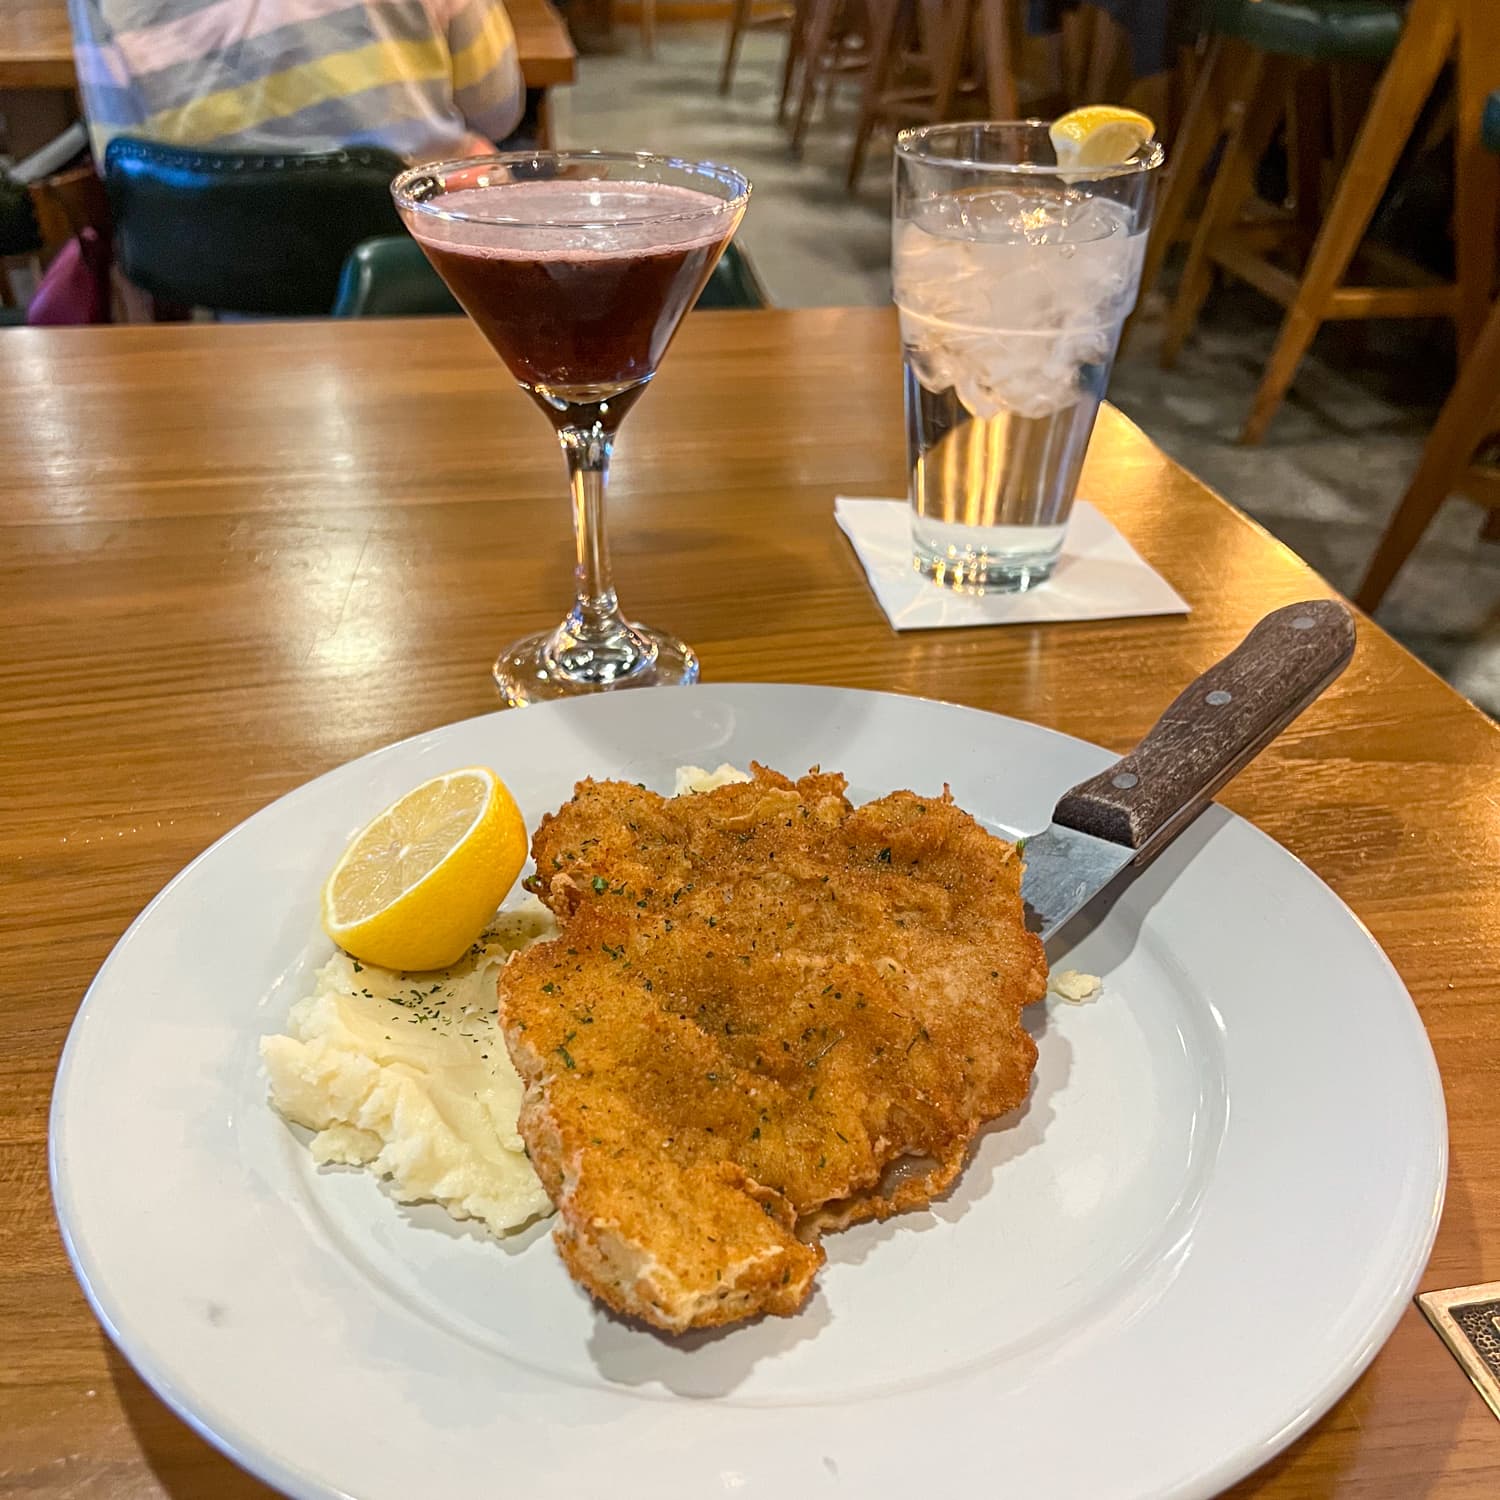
[[834, 498, 1189, 631]]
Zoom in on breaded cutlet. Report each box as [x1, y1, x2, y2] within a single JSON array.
[[497, 765, 1047, 1332]]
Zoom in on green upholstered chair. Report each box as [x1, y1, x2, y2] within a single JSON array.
[[1205, 0, 1403, 62], [332, 235, 771, 317], [105, 138, 406, 316], [694, 238, 772, 310], [331, 235, 460, 317]]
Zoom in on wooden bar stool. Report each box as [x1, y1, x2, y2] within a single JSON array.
[[1354, 90, 1500, 610], [1135, 33, 1255, 313], [1159, 0, 1498, 445], [721, 0, 797, 95], [775, 0, 815, 120], [788, 0, 865, 152], [845, 0, 1021, 190]]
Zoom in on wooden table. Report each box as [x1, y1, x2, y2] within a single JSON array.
[[2, 308, 1497, 1498], [0, 0, 71, 87], [0, 0, 577, 91]]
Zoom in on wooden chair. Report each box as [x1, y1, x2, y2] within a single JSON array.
[[1062, 2, 1133, 106], [0, 159, 110, 321], [775, 0, 815, 121], [721, 0, 796, 94], [845, 0, 1021, 190], [1158, 0, 1499, 446], [1353, 90, 1500, 610], [788, 0, 874, 154]]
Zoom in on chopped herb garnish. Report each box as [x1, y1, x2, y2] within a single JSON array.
[[592, 875, 607, 893], [877, 847, 892, 863], [556, 1044, 576, 1069]]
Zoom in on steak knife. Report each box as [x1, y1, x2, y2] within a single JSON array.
[[1020, 599, 1356, 940]]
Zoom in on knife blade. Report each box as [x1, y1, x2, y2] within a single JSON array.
[[1020, 599, 1356, 941]]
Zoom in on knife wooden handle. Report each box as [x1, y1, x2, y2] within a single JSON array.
[[1052, 599, 1355, 854]]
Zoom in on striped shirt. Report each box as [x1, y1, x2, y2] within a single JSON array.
[[68, 0, 525, 164]]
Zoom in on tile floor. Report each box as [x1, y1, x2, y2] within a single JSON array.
[[553, 25, 1500, 713]]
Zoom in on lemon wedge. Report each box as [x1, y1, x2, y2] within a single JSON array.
[[321, 767, 527, 971], [1050, 106, 1155, 169]]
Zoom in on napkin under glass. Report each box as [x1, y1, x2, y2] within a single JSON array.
[[835, 498, 1189, 631]]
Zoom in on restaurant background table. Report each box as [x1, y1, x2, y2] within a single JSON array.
[[0, 0, 578, 90], [2, 308, 1497, 1497]]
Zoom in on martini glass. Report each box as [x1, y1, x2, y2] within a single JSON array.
[[392, 151, 750, 706]]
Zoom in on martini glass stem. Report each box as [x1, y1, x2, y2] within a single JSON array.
[[542, 419, 657, 685], [562, 423, 625, 639]]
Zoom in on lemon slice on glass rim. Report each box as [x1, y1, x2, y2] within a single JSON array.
[[1049, 106, 1155, 169], [320, 766, 528, 971]]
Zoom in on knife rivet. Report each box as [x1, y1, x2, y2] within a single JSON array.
[[1206, 689, 1232, 706], [1111, 772, 1139, 790], [1292, 615, 1316, 630]]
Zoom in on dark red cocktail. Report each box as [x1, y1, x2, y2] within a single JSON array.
[[414, 181, 732, 422], [393, 155, 749, 704]]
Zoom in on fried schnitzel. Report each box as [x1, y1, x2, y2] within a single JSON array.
[[497, 766, 1046, 1333]]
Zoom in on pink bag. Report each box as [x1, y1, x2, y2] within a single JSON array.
[[27, 225, 112, 325]]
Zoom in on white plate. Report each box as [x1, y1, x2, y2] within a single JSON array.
[[51, 684, 1446, 1500]]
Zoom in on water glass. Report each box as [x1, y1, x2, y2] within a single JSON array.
[[894, 121, 1163, 592]]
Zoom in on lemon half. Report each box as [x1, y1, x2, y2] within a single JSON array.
[[321, 767, 527, 971], [1050, 106, 1155, 169]]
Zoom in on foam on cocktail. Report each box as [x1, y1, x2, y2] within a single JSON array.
[[407, 180, 733, 258]]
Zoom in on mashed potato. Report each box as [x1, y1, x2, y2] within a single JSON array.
[[261, 897, 558, 1235], [673, 762, 752, 795], [264, 768, 746, 1238]]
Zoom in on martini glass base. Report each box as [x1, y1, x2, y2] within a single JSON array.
[[494, 623, 699, 706]]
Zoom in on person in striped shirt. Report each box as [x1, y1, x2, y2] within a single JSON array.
[[67, 0, 526, 164]]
